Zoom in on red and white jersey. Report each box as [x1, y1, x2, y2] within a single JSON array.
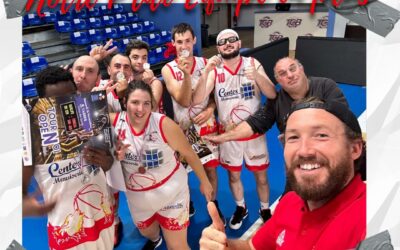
[[165, 57, 212, 130], [98, 79, 123, 113], [214, 57, 262, 138], [107, 89, 123, 113], [34, 156, 114, 250], [113, 111, 180, 192]]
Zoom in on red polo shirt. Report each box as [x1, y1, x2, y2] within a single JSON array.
[[252, 174, 366, 250]]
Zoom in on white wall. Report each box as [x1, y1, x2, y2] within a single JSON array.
[[204, 4, 229, 36], [231, 4, 326, 28]]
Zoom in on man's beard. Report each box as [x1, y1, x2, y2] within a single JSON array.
[[220, 47, 240, 60], [286, 152, 353, 202]]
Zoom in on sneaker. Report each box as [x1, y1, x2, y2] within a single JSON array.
[[114, 219, 123, 247], [229, 205, 248, 230], [142, 236, 163, 250], [259, 208, 272, 223], [213, 200, 226, 227], [189, 200, 196, 217]]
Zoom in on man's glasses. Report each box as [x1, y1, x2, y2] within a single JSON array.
[[276, 64, 299, 78], [217, 36, 239, 46]]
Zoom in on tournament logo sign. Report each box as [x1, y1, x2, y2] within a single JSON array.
[[287, 18, 302, 28], [317, 16, 329, 29], [259, 16, 273, 28], [269, 31, 284, 42]]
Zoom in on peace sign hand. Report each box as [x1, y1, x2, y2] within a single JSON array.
[[89, 39, 118, 62]]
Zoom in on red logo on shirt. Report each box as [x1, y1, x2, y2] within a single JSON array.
[[217, 73, 225, 83], [118, 129, 126, 141], [176, 71, 183, 81]]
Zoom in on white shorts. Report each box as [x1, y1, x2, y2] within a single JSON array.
[[125, 166, 190, 230], [220, 135, 269, 172]]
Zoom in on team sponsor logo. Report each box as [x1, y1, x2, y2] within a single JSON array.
[[48, 159, 98, 184], [259, 16, 273, 28], [317, 16, 328, 28], [142, 149, 164, 169], [287, 18, 302, 28], [249, 154, 267, 160], [218, 88, 240, 101], [240, 83, 255, 100], [124, 152, 140, 162], [48, 160, 80, 177], [277, 229, 286, 247], [146, 131, 158, 142], [194, 68, 203, 77], [269, 32, 284, 42], [161, 202, 184, 211]]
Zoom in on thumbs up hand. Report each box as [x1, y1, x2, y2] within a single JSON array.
[[244, 57, 258, 81], [199, 202, 227, 249]]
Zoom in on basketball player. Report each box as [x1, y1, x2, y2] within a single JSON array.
[[161, 23, 221, 220], [193, 29, 276, 229], [125, 39, 164, 113], [72, 52, 130, 247], [22, 66, 115, 249], [112, 81, 213, 249]]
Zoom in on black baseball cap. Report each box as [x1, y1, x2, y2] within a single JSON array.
[[285, 99, 362, 134]]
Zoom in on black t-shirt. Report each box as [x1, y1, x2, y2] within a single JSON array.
[[246, 77, 348, 134]]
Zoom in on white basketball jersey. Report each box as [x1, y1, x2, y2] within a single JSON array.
[[107, 89, 122, 112], [103, 79, 164, 114], [214, 57, 261, 135], [113, 111, 180, 191], [98, 79, 123, 112], [165, 57, 211, 130], [34, 156, 114, 250]]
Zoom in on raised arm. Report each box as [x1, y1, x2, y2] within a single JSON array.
[[89, 39, 118, 62], [161, 60, 192, 107], [244, 58, 276, 99], [150, 78, 164, 112], [192, 55, 220, 105]]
